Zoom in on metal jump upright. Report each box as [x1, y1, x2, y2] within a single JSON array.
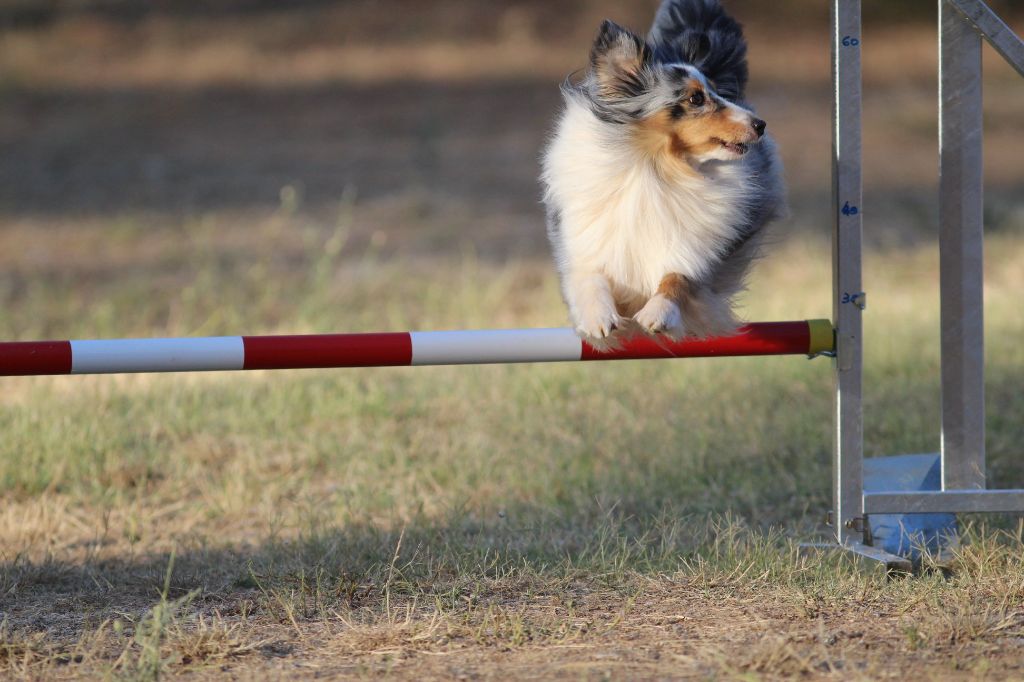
[[829, 0, 1024, 571]]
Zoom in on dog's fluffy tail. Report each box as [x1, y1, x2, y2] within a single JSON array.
[[648, 0, 748, 102]]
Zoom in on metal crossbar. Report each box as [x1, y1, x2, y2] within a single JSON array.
[[864, 490, 1024, 515]]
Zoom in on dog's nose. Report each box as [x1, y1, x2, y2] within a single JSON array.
[[752, 118, 767, 138]]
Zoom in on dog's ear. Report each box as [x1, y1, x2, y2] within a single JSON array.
[[590, 20, 651, 99]]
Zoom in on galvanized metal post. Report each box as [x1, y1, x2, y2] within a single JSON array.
[[939, 0, 986, 491], [832, 0, 865, 544]]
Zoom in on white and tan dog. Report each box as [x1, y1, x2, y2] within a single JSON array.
[[542, 0, 784, 342]]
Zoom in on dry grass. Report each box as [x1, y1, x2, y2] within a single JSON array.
[[1, 233, 1023, 679], [1, 2, 1024, 679]]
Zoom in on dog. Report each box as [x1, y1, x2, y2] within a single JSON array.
[[541, 0, 784, 342]]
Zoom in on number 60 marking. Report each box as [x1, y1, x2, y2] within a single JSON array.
[[842, 35, 860, 47]]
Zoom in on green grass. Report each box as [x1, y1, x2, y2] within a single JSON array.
[[2, 225, 1024, 678]]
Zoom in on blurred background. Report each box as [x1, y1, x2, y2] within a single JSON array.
[[1, 6, 1024, 674], [2, 0, 1022, 334]]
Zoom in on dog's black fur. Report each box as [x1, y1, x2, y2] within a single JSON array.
[[648, 0, 749, 102]]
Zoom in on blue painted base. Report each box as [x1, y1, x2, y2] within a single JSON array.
[[865, 453, 959, 560]]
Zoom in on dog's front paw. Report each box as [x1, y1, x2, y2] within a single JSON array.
[[634, 295, 684, 337], [575, 304, 623, 340]]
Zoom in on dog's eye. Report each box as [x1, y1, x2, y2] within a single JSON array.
[[688, 92, 705, 107]]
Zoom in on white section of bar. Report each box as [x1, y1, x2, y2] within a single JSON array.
[[70, 337, 245, 374], [410, 329, 582, 366]]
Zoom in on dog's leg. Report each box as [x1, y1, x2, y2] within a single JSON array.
[[566, 272, 623, 340], [636, 273, 740, 339], [634, 273, 688, 337]]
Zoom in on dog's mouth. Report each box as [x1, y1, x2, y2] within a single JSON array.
[[713, 138, 749, 155]]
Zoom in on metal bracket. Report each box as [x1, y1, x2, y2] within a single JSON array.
[[948, 0, 1024, 77]]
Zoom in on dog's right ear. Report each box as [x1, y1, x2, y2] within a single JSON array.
[[590, 20, 651, 100]]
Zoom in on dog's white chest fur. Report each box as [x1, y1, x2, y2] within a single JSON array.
[[543, 98, 748, 302]]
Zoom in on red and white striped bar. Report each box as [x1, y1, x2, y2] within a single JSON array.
[[0, 320, 833, 377]]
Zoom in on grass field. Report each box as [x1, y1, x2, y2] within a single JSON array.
[[3, 232, 1024, 679], [2, 2, 1024, 679]]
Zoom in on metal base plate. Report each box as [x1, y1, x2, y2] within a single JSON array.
[[801, 541, 913, 576]]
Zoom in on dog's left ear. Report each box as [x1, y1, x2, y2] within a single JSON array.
[[590, 20, 651, 100]]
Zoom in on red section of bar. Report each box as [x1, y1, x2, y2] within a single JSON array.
[[242, 333, 413, 369], [0, 341, 73, 376], [580, 321, 810, 361]]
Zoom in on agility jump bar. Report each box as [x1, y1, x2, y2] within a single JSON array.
[[0, 320, 833, 377]]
